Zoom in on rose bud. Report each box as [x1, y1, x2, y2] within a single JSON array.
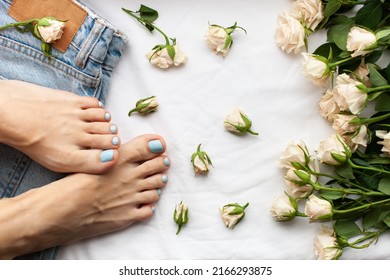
[[270, 194, 297, 222], [224, 107, 258, 136], [174, 201, 189, 235], [220, 202, 249, 229], [191, 144, 212, 175], [146, 44, 187, 69], [304, 194, 333, 222], [314, 225, 343, 260], [128, 96, 158, 116], [35, 17, 65, 44], [346, 26, 377, 58], [317, 134, 351, 166]]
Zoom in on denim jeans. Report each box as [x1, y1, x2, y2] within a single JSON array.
[[0, 0, 127, 259]]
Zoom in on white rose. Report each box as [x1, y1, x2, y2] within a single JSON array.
[[332, 113, 359, 135], [346, 26, 377, 57], [290, 0, 324, 31], [191, 144, 212, 175], [279, 140, 310, 169], [333, 73, 367, 114], [284, 168, 314, 199], [304, 194, 333, 222], [224, 107, 258, 135], [220, 203, 249, 229], [146, 45, 187, 69], [301, 53, 330, 87], [317, 134, 349, 165], [376, 130, 390, 156], [354, 62, 371, 87], [318, 89, 340, 122], [270, 194, 297, 221], [314, 225, 342, 260], [343, 124, 368, 152], [205, 26, 230, 57], [128, 96, 158, 116], [275, 12, 305, 54], [37, 18, 65, 43]]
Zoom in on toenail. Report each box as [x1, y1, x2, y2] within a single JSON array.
[[164, 157, 170, 167], [110, 124, 117, 134], [148, 140, 164, 154], [162, 175, 168, 183], [104, 112, 111, 121], [152, 206, 156, 213], [157, 189, 162, 196], [98, 101, 104, 108], [112, 136, 119, 146], [100, 149, 114, 162]]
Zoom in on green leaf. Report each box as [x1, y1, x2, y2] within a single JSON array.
[[378, 178, 390, 195], [363, 208, 383, 230], [334, 220, 362, 239], [368, 64, 388, 87], [335, 164, 355, 179], [327, 16, 354, 51], [355, 0, 383, 30], [319, 190, 345, 200], [382, 212, 390, 228], [323, 0, 342, 17], [375, 93, 390, 112], [138, 4, 159, 24]]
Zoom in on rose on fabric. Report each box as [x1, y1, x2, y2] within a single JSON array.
[[290, 0, 324, 31], [354, 62, 372, 87], [270, 194, 297, 221], [220, 202, 249, 229], [275, 12, 305, 54], [304, 194, 333, 222], [191, 144, 212, 175], [224, 107, 258, 136], [301, 53, 330, 87], [343, 124, 368, 152], [318, 89, 340, 122], [279, 140, 310, 169], [128, 96, 158, 116], [146, 45, 187, 69], [173, 201, 189, 235], [284, 168, 316, 199], [317, 134, 350, 166], [205, 22, 246, 57], [346, 26, 377, 57], [333, 73, 367, 114], [314, 225, 343, 260], [332, 114, 368, 151], [36, 17, 65, 44]]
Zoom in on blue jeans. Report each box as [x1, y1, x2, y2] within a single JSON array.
[[0, 0, 127, 259]]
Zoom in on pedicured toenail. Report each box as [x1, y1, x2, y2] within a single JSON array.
[[104, 112, 111, 121], [162, 175, 168, 183], [100, 149, 114, 162], [112, 136, 119, 146], [110, 124, 117, 134], [157, 189, 162, 196], [164, 157, 170, 167], [148, 140, 164, 154]]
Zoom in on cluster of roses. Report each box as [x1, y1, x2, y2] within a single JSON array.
[[125, 5, 260, 233], [273, 0, 390, 260], [122, 5, 247, 68]]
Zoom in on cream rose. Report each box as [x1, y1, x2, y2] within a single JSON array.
[[333, 73, 367, 114], [301, 53, 330, 87], [343, 124, 368, 152], [146, 45, 187, 69], [332, 114, 359, 135], [224, 107, 258, 135], [284, 168, 314, 199], [279, 141, 310, 169], [270, 194, 297, 221], [346, 26, 377, 57], [275, 12, 305, 54], [220, 203, 249, 229], [317, 134, 349, 165], [290, 0, 324, 31], [205, 26, 230, 57], [304, 194, 333, 222], [354, 62, 371, 87], [318, 89, 340, 122], [314, 225, 342, 260], [376, 130, 390, 156], [37, 18, 65, 43]]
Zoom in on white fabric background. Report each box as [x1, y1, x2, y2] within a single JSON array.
[[58, 0, 390, 260]]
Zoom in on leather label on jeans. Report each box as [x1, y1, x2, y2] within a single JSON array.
[[8, 0, 87, 52]]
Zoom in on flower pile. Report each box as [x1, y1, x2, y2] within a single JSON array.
[[274, 0, 390, 259]]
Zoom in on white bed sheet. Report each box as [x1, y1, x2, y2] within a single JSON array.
[[57, 0, 390, 260]]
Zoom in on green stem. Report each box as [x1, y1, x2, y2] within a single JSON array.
[[367, 85, 390, 94], [328, 56, 355, 69], [357, 112, 390, 125], [0, 19, 39, 31], [333, 198, 390, 215], [347, 229, 386, 249], [311, 182, 363, 196], [348, 159, 390, 175], [247, 128, 259, 136]]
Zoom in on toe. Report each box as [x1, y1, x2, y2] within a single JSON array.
[[84, 122, 118, 135], [78, 96, 105, 109], [119, 135, 167, 163], [81, 134, 121, 150], [135, 173, 168, 191], [136, 190, 160, 206], [72, 149, 119, 174], [81, 108, 111, 122], [136, 156, 170, 179]]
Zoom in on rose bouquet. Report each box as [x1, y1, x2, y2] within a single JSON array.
[[274, 0, 390, 259]]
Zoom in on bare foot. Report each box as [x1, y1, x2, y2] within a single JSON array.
[[0, 134, 170, 258], [0, 80, 121, 174]]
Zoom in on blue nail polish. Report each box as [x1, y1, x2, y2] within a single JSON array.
[[152, 206, 156, 213], [148, 140, 163, 154], [112, 136, 119, 146], [164, 157, 170, 167], [162, 175, 168, 183], [100, 150, 114, 163], [157, 189, 162, 196], [104, 112, 111, 121], [110, 124, 117, 134]]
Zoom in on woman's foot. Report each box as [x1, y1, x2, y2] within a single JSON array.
[[0, 80, 120, 174], [0, 134, 170, 258]]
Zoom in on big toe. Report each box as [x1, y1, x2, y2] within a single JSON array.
[[119, 134, 167, 163]]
